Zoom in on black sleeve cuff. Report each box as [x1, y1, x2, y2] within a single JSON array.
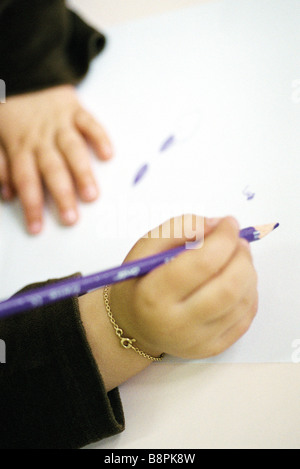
[[0, 277, 125, 449], [0, 0, 106, 97]]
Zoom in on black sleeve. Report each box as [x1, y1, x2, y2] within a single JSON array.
[[0, 277, 125, 449], [0, 0, 106, 97]]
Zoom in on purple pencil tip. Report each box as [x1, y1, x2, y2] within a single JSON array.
[[133, 163, 149, 185], [273, 223, 280, 230]]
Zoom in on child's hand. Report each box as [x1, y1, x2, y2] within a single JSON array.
[[0, 85, 113, 234], [109, 215, 258, 360]]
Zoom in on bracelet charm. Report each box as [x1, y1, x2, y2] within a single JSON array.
[[103, 286, 164, 362]]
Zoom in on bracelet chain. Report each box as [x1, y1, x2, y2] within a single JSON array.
[[103, 286, 164, 362]]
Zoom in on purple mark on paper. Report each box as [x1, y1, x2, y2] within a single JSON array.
[[133, 163, 149, 185], [133, 135, 176, 185], [243, 186, 255, 201], [159, 135, 176, 152]]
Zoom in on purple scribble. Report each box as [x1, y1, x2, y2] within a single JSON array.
[[133, 135, 176, 186], [243, 186, 255, 201], [133, 163, 149, 185], [159, 135, 176, 152]]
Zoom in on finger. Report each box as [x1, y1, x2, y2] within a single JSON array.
[[186, 285, 258, 360], [185, 239, 257, 323], [0, 145, 14, 200], [222, 287, 259, 333], [74, 108, 113, 160], [37, 147, 78, 226], [10, 151, 44, 234], [212, 294, 259, 356], [142, 216, 241, 302], [56, 127, 99, 202]]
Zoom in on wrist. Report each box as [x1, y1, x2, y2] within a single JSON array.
[[109, 284, 165, 359], [78, 288, 153, 392], [103, 286, 164, 362]]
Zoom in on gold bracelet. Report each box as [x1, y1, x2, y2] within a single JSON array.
[[103, 286, 164, 362]]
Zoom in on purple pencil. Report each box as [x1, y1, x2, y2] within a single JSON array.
[[0, 223, 279, 319]]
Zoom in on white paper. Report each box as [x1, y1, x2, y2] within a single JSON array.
[[0, 0, 299, 363]]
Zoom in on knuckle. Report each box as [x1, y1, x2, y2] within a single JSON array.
[[54, 185, 74, 201], [24, 205, 42, 218], [56, 128, 73, 145], [38, 153, 65, 176], [39, 159, 60, 175], [7, 136, 30, 156], [61, 136, 79, 151], [219, 281, 240, 306], [12, 170, 31, 190], [76, 109, 92, 126], [75, 167, 93, 182]]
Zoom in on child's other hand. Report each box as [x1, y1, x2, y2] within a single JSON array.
[[110, 215, 258, 360], [0, 85, 113, 234]]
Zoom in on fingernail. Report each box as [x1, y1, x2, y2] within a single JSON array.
[[29, 221, 42, 235], [62, 209, 78, 225], [206, 217, 221, 228], [83, 185, 98, 201], [102, 144, 113, 159]]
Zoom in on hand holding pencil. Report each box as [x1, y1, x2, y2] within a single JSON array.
[[0, 214, 277, 391], [107, 215, 260, 361]]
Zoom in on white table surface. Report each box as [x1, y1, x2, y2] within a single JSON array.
[[67, 0, 300, 449]]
